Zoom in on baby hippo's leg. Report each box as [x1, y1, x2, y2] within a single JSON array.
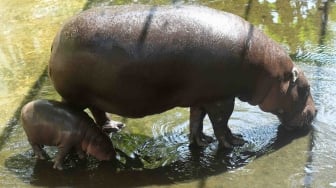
[[30, 142, 49, 160], [75, 145, 86, 159], [53, 145, 72, 170]]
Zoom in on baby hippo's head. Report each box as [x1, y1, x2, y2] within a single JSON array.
[[87, 132, 116, 161]]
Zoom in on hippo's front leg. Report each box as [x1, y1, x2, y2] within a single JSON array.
[[89, 107, 125, 133], [53, 145, 72, 170], [189, 106, 214, 147], [204, 98, 245, 149], [75, 145, 86, 159]]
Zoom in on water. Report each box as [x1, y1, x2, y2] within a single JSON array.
[[0, 0, 335, 187]]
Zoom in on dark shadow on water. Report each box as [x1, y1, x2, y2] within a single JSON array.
[[5, 126, 310, 187], [272, 125, 312, 150]]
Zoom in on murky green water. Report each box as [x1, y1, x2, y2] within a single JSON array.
[[0, 0, 335, 187]]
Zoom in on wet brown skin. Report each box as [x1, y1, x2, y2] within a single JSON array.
[[20, 99, 116, 170], [49, 5, 317, 148]]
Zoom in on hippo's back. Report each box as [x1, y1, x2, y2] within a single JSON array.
[[20, 100, 89, 145], [49, 5, 253, 117]]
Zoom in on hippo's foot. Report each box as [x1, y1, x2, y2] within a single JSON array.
[[218, 133, 245, 149], [53, 161, 64, 170], [102, 120, 125, 133], [190, 132, 214, 147], [34, 153, 49, 160], [31, 144, 49, 160], [76, 149, 86, 160], [35, 152, 50, 160]]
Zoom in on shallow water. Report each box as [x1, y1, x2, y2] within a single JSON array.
[[0, 0, 335, 187]]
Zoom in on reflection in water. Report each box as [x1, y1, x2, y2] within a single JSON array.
[[302, 63, 336, 187], [1, 0, 336, 187], [0, 0, 84, 127]]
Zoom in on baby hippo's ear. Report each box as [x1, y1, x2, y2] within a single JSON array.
[[291, 67, 299, 83]]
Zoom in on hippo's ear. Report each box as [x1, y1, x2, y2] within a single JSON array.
[[291, 67, 299, 83]]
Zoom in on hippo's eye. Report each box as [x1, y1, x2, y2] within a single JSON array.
[[298, 84, 310, 99], [305, 85, 310, 97]]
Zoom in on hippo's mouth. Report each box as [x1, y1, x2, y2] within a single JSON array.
[[279, 105, 317, 131]]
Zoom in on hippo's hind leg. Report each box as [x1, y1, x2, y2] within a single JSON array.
[[204, 98, 245, 149], [89, 106, 125, 133], [30, 141, 49, 160], [189, 106, 214, 147], [60, 98, 125, 133]]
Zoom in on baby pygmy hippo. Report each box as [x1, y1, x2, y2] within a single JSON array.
[[20, 99, 116, 170]]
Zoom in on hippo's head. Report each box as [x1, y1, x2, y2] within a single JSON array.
[[87, 134, 116, 161], [259, 67, 317, 130]]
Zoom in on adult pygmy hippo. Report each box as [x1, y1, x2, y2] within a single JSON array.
[[49, 5, 317, 148], [20, 99, 116, 170]]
